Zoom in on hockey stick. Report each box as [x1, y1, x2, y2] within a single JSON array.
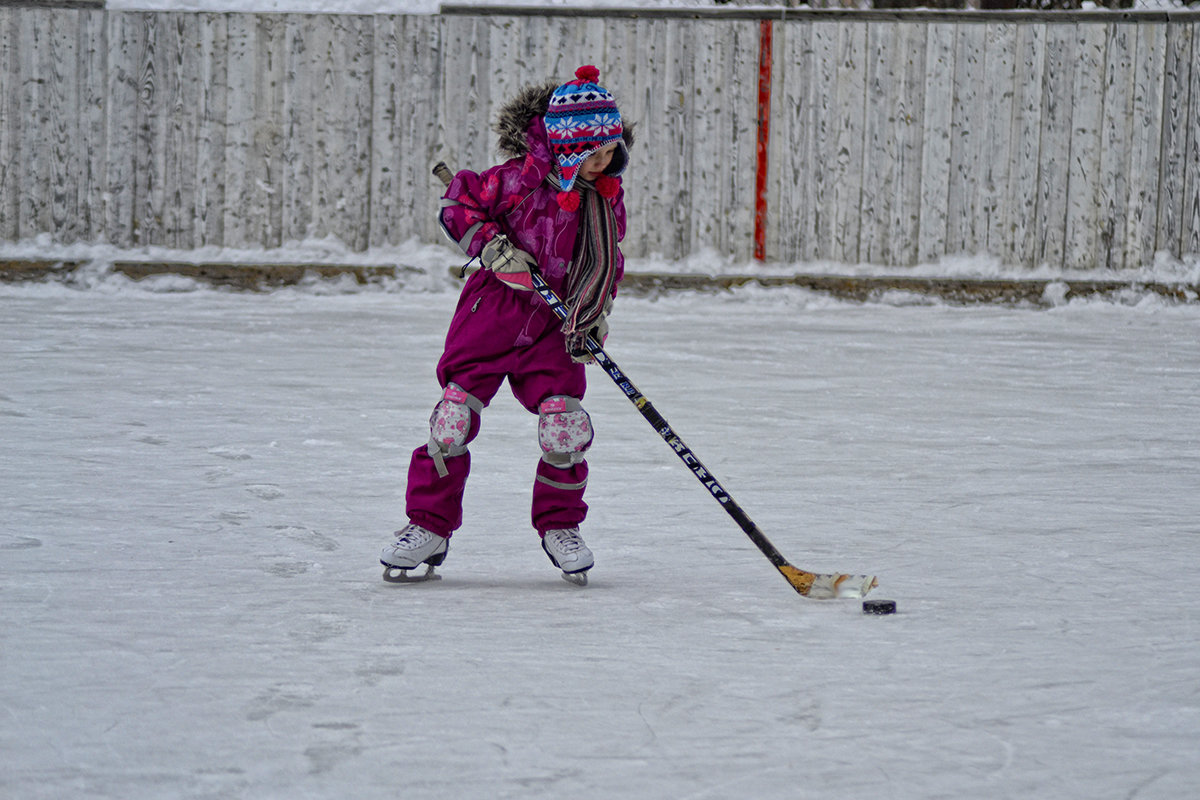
[[433, 162, 876, 599]]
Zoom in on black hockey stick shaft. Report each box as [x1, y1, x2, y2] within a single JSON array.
[[433, 162, 873, 598]]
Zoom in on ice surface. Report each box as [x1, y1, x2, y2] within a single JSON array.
[[3, 269, 1199, 799]]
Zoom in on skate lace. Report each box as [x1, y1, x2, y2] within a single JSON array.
[[394, 525, 433, 547], [546, 528, 582, 552]]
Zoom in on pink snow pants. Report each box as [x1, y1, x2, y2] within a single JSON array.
[[405, 269, 589, 537]]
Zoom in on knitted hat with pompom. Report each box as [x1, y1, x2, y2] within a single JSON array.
[[545, 65, 626, 211]]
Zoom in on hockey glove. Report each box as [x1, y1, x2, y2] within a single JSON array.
[[480, 235, 537, 291]]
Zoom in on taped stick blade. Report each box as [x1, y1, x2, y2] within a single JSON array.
[[779, 565, 877, 600]]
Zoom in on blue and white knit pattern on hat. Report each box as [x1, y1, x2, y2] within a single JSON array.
[[545, 66, 624, 192]]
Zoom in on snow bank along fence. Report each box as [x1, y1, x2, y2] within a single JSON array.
[[1, 5, 1198, 274]]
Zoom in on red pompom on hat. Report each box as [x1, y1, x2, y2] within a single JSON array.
[[556, 191, 581, 213], [595, 175, 620, 199]]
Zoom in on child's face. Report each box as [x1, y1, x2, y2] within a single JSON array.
[[580, 143, 619, 181]]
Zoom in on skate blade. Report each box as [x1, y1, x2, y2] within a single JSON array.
[[382, 564, 441, 583], [560, 570, 589, 587]]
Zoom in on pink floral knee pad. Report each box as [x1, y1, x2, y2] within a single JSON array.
[[538, 396, 593, 467], [426, 384, 481, 477]]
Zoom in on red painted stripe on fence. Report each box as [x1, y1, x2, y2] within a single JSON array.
[[754, 19, 773, 262]]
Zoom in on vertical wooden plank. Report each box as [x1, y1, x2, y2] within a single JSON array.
[[619, 15, 646, 258], [690, 19, 726, 255], [438, 15, 489, 177], [540, 16, 579, 85], [485, 14, 515, 132], [16, 9, 47, 239], [1098, 20, 1134, 270], [659, 19, 692, 260], [918, 22, 953, 264], [601, 16, 643, 255], [1183, 19, 1200, 259], [610, 15, 654, 259], [529, 14, 558, 80], [13, 8, 33, 238], [1156, 21, 1192, 260], [281, 13, 314, 245], [132, 12, 169, 246], [255, 13, 285, 248], [487, 15, 526, 162], [221, 11, 288, 250], [628, 17, 696, 260], [369, 14, 401, 248], [831, 20, 866, 263], [624, 17, 669, 258], [688, 18, 714, 254], [858, 20, 894, 265], [730, 18, 759, 261], [581, 17, 610, 81], [1063, 22, 1106, 271], [980, 22, 1016, 262], [106, 11, 141, 247], [222, 12, 256, 247], [781, 19, 817, 262], [648, 17, 678, 259], [690, 18, 718, 255], [194, 12, 227, 248], [433, 13, 455, 179], [78, 9, 108, 243], [1036, 22, 1076, 269], [516, 14, 552, 85], [0, 8, 20, 239], [543, 16, 608, 99], [304, 13, 369, 250], [1007, 21, 1045, 270], [622, 15, 654, 260], [346, 13, 374, 251], [774, 19, 807, 262], [946, 24, 985, 256], [161, 12, 201, 249], [46, 11, 80, 243], [810, 20, 841, 262], [405, 14, 444, 245], [369, 13, 443, 247], [1120, 23, 1163, 271], [888, 22, 926, 267], [860, 20, 925, 266], [873, 19, 926, 266]]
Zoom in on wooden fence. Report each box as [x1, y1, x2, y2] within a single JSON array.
[[1, 6, 1197, 270]]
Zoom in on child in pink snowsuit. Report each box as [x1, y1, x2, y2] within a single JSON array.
[[380, 66, 632, 584]]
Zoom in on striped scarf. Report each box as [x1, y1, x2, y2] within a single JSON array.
[[554, 176, 619, 341]]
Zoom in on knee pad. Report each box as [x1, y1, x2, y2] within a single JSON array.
[[538, 396, 593, 468], [427, 383, 483, 477]]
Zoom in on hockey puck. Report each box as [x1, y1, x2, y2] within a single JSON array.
[[862, 599, 897, 615]]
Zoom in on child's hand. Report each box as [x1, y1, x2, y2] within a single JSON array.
[[480, 235, 536, 276], [567, 300, 611, 364]]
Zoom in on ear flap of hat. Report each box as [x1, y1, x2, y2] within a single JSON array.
[[603, 139, 629, 179]]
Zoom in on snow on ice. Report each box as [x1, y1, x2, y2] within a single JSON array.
[[2, 254, 1199, 798]]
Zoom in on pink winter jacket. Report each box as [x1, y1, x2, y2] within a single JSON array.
[[438, 114, 627, 300]]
